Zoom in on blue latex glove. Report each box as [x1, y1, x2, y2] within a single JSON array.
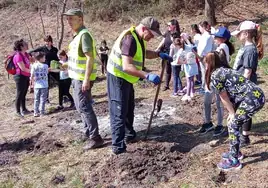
[[159, 52, 173, 61], [146, 73, 161, 85]]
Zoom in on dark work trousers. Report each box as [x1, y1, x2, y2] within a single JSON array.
[[101, 55, 108, 75], [14, 75, 30, 113], [72, 79, 100, 139], [48, 72, 60, 101], [58, 78, 74, 106], [161, 59, 172, 88], [107, 73, 136, 153]]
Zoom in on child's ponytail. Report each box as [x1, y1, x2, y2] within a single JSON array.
[[256, 24, 264, 60], [225, 40, 235, 56]]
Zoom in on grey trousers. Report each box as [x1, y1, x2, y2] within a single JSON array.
[[204, 90, 224, 126], [72, 79, 100, 139], [34, 88, 48, 114], [200, 61, 206, 89]]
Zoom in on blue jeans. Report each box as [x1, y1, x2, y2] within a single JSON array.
[[34, 88, 48, 114], [107, 73, 136, 153], [172, 65, 182, 93]]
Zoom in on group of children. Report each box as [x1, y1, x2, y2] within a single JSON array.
[[168, 21, 233, 101], [30, 50, 73, 116], [166, 19, 265, 171]]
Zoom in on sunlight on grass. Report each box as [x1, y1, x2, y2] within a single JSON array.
[[0, 179, 15, 188]]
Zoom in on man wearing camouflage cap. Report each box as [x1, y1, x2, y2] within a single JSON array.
[[107, 16, 173, 155]]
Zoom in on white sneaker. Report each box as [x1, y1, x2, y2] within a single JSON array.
[[190, 92, 194, 98], [181, 95, 191, 102]]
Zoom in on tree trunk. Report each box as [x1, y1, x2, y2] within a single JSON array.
[[58, 0, 67, 50], [205, 0, 216, 26]]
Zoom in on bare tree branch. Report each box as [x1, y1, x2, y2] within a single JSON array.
[[56, 4, 59, 40], [20, 15, 34, 48], [58, 0, 67, 50], [38, 0, 46, 36]]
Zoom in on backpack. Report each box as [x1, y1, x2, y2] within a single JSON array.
[[4, 54, 16, 75]]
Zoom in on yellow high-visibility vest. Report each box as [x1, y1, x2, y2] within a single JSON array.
[[107, 27, 146, 84], [68, 28, 97, 81]]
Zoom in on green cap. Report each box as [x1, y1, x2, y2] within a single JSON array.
[[140, 17, 162, 37], [63, 8, 83, 17]]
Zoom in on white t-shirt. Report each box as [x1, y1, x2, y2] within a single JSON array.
[[216, 43, 230, 63], [197, 31, 214, 57], [170, 44, 181, 66], [31, 62, 49, 89], [193, 33, 201, 47]]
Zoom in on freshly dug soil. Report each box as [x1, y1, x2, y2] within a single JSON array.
[[86, 141, 188, 188]]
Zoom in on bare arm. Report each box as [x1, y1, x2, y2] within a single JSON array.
[[17, 62, 30, 73], [244, 68, 252, 79], [219, 91, 235, 115], [145, 50, 159, 59], [156, 38, 165, 51], [122, 55, 147, 79]]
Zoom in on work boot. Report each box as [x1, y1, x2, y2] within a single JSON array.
[[112, 147, 126, 155], [83, 136, 104, 150], [125, 135, 137, 144]]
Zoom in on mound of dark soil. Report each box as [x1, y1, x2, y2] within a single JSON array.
[[86, 141, 188, 188], [34, 139, 64, 154]]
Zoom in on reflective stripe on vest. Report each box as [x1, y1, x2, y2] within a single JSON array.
[[68, 28, 97, 81], [112, 51, 143, 67], [107, 27, 146, 84]]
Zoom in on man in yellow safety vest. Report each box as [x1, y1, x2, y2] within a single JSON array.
[[107, 17, 173, 154], [64, 8, 104, 150]]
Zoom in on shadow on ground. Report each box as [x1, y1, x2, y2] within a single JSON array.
[[0, 132, 43, 152], [244, 152, 268, 165], [137, 123, 228, 153], [251, 121, 268, 135]]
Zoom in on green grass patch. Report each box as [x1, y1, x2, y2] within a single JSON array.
[[258, 57, 268, 75], [0, 179, 15, 188]]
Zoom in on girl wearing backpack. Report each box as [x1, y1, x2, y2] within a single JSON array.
[[13, 39, 31, 117]]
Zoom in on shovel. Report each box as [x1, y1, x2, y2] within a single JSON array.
[[144, 60, 166, 139]]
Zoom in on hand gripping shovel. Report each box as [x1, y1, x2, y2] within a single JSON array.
[[144, 60, 166, 139]]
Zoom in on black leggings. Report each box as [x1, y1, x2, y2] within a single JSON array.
[[14, 75, 29, 113], [101, 55, 108, 74], [161, 59, 172, 88], [58, 78, 74, 106]]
